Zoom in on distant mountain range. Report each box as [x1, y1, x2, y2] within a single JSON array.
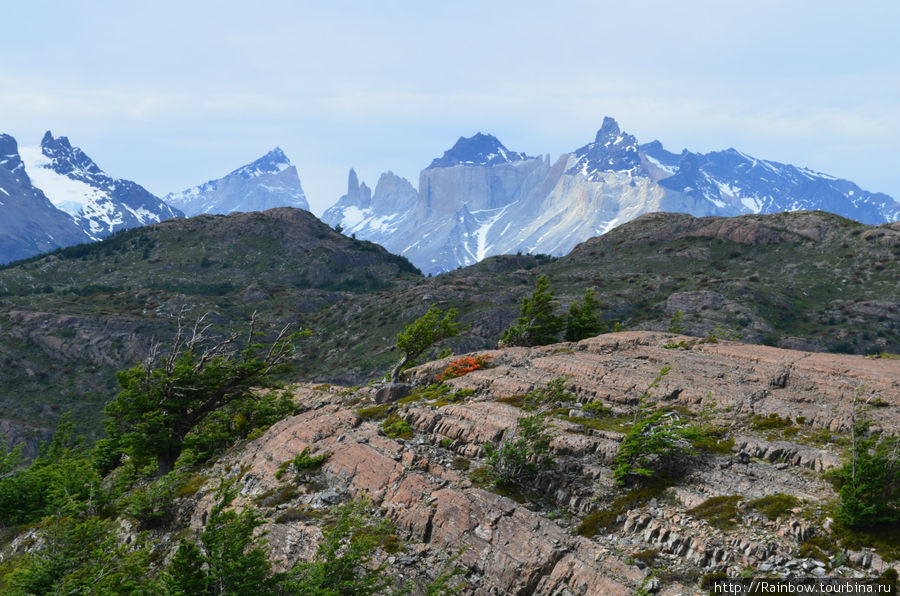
[[324, 117, 900, 274], [0, 134, 308, 263], [2, 120, 898, 268]]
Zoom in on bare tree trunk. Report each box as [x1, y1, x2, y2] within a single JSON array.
[[390, 354, 410, 384]]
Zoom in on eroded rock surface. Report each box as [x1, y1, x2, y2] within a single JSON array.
[[186, 332, 898, 594]]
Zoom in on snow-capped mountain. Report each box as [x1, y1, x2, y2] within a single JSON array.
[[0, 134, 91, 263], [165, 148, 309, 216], [323, 118, 900, 275], [17, 132, 181, 241]]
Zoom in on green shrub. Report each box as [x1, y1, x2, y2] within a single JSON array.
[[751, 413, 794, 430], [523, 377, 575, 411], [582, 401, 612, 417], [275, 447, 332, 480], [381, 416, 414, 440], [667, 311, 685, 334], [483, 415, 554, 488], [614, 367, 699, 486]]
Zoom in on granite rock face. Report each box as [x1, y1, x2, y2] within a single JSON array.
[[180, 332, 898, 594]]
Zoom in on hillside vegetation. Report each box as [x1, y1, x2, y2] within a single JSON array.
[[0, 209, 897, 451]]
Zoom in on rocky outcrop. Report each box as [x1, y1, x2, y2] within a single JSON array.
[[176, 332, 898, 594]]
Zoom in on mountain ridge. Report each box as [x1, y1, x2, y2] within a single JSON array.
[[324, 118, 900, 274]]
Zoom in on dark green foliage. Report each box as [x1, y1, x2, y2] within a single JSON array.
[[167, 483, 282, 595], [0, 417, 103, 526], [577, 510, 617, 538], [688, 426, 734, 455], [181, 388, 296, 466], [564, 288, 607, 341], [283, 500, 402, 595], [836, 426, 899, 528], [104, 318, 301, 475], [500, 274, 563, 347], [483, 415, 554, 488], [391, 306, 460, 382], [700, 571, 727, 590], [120, 473, 185, 529], [167, 540, 209, 595], [5, 516, 162, 595]]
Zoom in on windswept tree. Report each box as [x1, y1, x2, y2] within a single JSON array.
[[104, 314, 303, 475], [564, 288, 607, 342], [391, 306, 459, 383], [500, 274, 563, 347]]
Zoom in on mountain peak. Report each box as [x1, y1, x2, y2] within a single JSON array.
[[233, 148, 292, 179], [38, 131, 103, 177], [427, 132, 528, 169], [569, 118, 643, 178], [594, 116, 622, 144]]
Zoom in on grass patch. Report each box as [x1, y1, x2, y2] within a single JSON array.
[[177, 473, 207, 497], [468, 466, 494, 486], [495, 395, 526, 408], [564, 415, 632, 433], [688, 495, 743, 530], [746, 493, 800, 520], [432, 388, 474, 408], [382, 533, 402, 554], [751, 413, 795, 430], [690, 426, 734, 455], [578, 475, 677, 537], [797, 535, 835, 562], [451, 457, 470, 471], [632, 548, 659, 567], [274, 506, 321, 524], [254, 485, 300, 508], [355, 404, 392, 421]]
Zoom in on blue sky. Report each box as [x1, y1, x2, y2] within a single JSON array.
[[3, 0, 899, 214]]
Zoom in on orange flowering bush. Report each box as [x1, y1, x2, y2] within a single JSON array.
[[441, 354, 493, 380]]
